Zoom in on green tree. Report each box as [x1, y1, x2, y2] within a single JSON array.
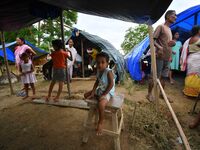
[[121, 24, 148, 54], [4, 26, 38, 45], [4, 10, 77, 51], [39, 10, 77, 48]]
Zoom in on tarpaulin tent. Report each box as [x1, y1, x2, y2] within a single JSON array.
[[124, 37, 149, 81], [171, 5, 200, 42], [69, 30, 125, 81], [0, 40, 48, 62], [0, 0, 172, 31], [125, 5, 200, 81]]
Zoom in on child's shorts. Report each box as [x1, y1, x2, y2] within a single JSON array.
[[98, 94, 112, 101], [52, 68, 66, 82], [95, 88, 113, 101]]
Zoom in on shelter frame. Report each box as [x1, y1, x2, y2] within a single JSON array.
[[0, 31, 14, 95], [60, 10, 71, 97], [81, 39, 85, 78]]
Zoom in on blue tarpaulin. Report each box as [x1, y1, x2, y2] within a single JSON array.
[[0, 40, 48, 62], [171, 5, 200, 42], [125, 5, 200, 81], [0, 48, 15, 62], [124, 37, 149, 81]]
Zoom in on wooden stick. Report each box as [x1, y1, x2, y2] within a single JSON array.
[[81, 39, 85, 78], [83, 124, 119, 137], [0, 31, 14, 95], [118, 111, 124, 134], [148, 25, 159, 111], [71, 77, 95, 81], [60, 10, 71, 97], [157, 79, 191, 150]]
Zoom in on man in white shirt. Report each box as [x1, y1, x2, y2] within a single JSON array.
[[66, 39, 77, 79]]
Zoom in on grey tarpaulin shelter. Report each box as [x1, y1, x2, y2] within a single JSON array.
[[0, 1, 192, 149], [70, 30, 125, 81], [0, 0, 172, 31]]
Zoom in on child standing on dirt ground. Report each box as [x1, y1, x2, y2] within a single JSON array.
[[84, 52, 115, 135], [46, 39, 72, 102], [19, 52, 36, 100]]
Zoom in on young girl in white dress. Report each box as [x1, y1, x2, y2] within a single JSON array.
[[19, 53, 36, 99]]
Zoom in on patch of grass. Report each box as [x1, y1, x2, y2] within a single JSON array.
[[124, 98, 135, 107], [122, 73, 148, 95], [124, 101, 179, 150]]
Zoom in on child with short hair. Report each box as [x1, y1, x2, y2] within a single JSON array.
[[46, 39, 71, 102], [19, 52, 36, 99], [84, 52, 115, 135]]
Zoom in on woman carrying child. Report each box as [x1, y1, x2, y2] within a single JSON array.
[[19, 53, 36, 99], [46, 39, 72, 102], [84, 52, 115, 135]]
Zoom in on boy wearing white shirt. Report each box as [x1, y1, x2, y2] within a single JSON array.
[[66, 39, 77, 79]]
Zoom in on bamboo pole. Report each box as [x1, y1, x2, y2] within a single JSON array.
[[81, 39, 85, 78], [37, 21, 41, 46], [60, 10, 71, 97], [148, 25, 159, 111], [157, 79, 191, 150], [0, 31, 14, 95]]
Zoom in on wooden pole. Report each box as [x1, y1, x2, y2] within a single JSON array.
[[60, 10, 71, 97], [148, 25, 159, 111], [81, 39, 85, 78], [37, 21, 41, 46], [0, 31, 14, 95], [157, 79, 191, 150]]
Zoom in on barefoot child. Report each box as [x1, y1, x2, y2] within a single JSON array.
[[46, 39, 71, 102], [19, 53, 36, 99], [84, 52, 115, 135]]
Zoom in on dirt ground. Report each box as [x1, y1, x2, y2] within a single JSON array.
[[0, 74, 200, 150]]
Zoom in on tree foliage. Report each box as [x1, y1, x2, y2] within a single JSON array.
[[121, 24, 148, 54], [4, 26, 38, 45], [4, 10, 77, 51]]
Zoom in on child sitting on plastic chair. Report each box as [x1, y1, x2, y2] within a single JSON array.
[[84, 52, 115, 135]]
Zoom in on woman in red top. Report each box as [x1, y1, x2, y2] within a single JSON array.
[[46, 39, 71, 102]]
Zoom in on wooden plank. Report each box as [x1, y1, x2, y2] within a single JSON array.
[[71, 77, 95, 81], [148, 25, 159, 112], [32, 99, 89, 109], [157, 79, 191, 150]]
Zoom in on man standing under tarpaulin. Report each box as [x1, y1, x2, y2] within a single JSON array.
[[146, 10, 177, 103]]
